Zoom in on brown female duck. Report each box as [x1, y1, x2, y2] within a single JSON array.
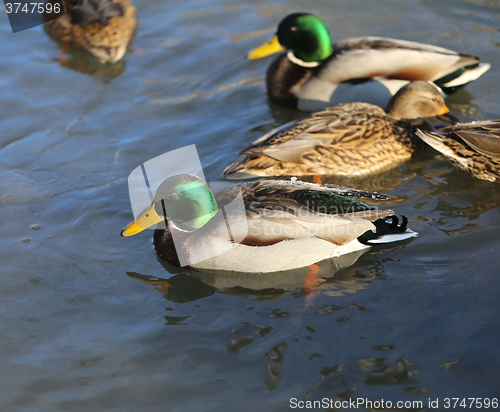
[[224, 81, 450, 180], [44, 0, 136, 63], [417, 121, 500, 183]]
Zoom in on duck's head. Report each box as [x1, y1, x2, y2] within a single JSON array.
[[121, 174, 218, 236], [247, 13, 333, 64], [385, 81, 451, 121]]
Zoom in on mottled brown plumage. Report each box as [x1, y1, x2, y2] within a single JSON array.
[[224, 81, 448, 179], [44, 0, 136, 63], [416, 121, 500, 183]]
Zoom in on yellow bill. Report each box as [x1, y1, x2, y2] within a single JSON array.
[[436, 106, 461, 125], [121, 204, 164, 237], [247, 35, 285, 60]]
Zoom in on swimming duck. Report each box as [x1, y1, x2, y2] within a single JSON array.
[[416, 121, 500, 183], [44, 0, 136, 63], [121, 174, 416, 273], [224, 81, 449, 180], [248, 13, 490, 111]]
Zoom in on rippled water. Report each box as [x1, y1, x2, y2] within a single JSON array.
[[1, 0, 500, 410]]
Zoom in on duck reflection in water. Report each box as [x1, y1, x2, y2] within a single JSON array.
[[127, 247, 386, 304]]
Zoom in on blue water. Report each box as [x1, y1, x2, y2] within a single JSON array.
[[1, 0, 499, 410]]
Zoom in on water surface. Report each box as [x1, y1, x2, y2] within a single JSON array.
[[1, 0, 499, 410]]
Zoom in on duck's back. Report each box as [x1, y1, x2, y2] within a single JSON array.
[[224, 103, 424, 179], [296, 37, 489, 111]]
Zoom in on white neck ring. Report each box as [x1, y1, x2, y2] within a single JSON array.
[[287, 51, 320, 68]]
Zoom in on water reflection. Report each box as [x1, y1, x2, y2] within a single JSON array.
[[358, 357, 420, 385], [124, 246, 441, 406], [128, 249, 369, 303], [49, 47, 128, 78], [228, 322, 273, 355], [417, 168, 500, 236]]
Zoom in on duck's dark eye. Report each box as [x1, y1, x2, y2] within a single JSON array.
[[289, 26, 296, 32], [167, 193, 177, 200], [431, 97, 437, 102]]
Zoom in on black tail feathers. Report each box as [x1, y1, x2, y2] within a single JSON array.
[[358, 215, 413, 245]]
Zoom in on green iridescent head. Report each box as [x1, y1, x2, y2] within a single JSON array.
[[121, 174, 218, 236], [277, 13, 333, 62], [248, 13, 333, 63]]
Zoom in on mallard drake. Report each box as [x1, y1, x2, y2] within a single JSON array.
[[416, 121, 500, 183], [248, 13, 490, 111], [44, 0, 136, 63], [224, 81, 449, 180], [121, 174, 416, 273]]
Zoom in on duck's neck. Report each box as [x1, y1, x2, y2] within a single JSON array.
[[386, 102, 430, 125], [154, 225, 181, 266], [266, 53, 314, 108], [153, 209, 219, 268]]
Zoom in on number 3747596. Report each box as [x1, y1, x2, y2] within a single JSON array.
[[5, 2, 61, 13], [443, 398, 498, 409]]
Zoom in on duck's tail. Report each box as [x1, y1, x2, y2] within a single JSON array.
[[416, 129, 460, 161], [358, 215, 417, 245], [434, 63, 491, 93]]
